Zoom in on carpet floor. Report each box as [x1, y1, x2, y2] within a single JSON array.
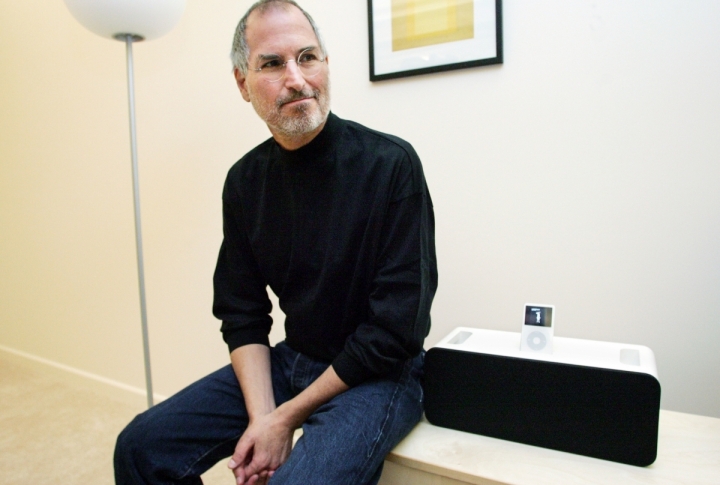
[[0, 351, 232, 484]]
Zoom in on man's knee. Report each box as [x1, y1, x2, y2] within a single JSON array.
[[115, 412, 148, 464], [114, 412, 151, 483], [114, 408, 168, 473]]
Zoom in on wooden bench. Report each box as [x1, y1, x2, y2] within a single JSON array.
[[377, 410, 720, 485]]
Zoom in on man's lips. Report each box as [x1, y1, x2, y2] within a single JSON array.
[[283, 97, 312, 106], [281, 96, 315, 106], [278, 92, 317, 108]]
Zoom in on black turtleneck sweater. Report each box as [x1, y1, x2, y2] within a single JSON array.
[[213, 113, 437, 387]]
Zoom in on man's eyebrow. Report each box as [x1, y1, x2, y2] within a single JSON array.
[[255, 46, 319, 61], [296, 45, 318, 54], [256, 53, 282, 61]]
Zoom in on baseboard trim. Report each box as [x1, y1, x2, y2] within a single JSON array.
[[0, 344, 167, 405]]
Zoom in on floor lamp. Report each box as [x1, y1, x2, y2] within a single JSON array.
[[63, 0, 186, 409]]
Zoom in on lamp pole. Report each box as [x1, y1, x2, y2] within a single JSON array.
[[116, 33, 154, 409], [62, 0, 186, 411]]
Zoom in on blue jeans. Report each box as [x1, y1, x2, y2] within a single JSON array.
[[114, 342, 424, 485]]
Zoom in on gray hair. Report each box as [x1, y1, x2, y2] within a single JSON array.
[[230, 0, 327, 75]]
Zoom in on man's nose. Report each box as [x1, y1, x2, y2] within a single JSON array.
[[283, 60, 306, 90]]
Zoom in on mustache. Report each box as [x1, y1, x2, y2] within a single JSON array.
[[276, 89, 318, 108]]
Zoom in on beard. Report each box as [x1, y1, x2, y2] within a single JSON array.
[[249, 79, 331, 138]]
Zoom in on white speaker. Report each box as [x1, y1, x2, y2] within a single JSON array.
[[424, 327, 661, 467]]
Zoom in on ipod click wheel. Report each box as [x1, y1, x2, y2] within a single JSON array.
[[520, 304, 555, 354]]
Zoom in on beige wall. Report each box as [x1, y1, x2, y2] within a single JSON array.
[[1, 1, 719, 417]]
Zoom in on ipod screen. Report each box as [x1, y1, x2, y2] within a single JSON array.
[[525, 305, 553, 327]]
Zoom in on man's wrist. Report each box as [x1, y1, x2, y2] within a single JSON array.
[[274, 400, 304, 430], [247, 404, 277, 423]]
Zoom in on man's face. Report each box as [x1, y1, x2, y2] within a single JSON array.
[[235, 5, 330, 144]]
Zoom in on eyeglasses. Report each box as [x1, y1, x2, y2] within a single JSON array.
[[251, 48, 326, 83]]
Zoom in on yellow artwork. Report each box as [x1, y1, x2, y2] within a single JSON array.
[[391, 0, 474, 51]]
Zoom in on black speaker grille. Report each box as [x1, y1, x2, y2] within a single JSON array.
[[424, 348, 660, 466]]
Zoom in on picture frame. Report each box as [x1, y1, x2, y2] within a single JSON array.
[[367, 0, 503, 81]]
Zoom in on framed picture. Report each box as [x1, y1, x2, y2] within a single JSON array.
[[367, 0, 503, 81]]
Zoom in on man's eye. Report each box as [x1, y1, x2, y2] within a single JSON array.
[[299, 53, 318, 63], [261, 59, 282, 70]]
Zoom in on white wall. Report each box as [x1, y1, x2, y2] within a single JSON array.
[[0, 1, 718, 417]]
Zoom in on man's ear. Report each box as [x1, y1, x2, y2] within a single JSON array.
[[234, 68, 251, 102]]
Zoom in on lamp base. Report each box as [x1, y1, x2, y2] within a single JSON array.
[[113, 33, 144, 42]]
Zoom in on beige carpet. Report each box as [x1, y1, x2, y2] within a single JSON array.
[[0, 351, 232, 485]]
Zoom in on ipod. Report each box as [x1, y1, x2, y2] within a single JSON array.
[[520, 304, 555, 354]]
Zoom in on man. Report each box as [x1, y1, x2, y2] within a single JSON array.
[[114, 1, 437, 484]]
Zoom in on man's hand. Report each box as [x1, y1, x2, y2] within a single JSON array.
[[229, 345, 281, 484], [229, 345, 350, 483], [228, 409, 294, 485]]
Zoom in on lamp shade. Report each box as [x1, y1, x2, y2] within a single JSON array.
[[63, 0, 186, 41]]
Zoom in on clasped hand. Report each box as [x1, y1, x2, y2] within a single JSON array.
[[228, 410, 295, 485]]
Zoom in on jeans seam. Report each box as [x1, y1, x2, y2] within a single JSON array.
[[176, 434, 241, 480], [289, 351, 302, 394], [354, 364, 412, 485]]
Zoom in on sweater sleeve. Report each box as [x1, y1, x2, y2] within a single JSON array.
[[332, 146, 438, 387], [213, 171, 273, 352]]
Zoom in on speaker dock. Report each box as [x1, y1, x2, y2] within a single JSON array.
[[424, 328, 661, 466]]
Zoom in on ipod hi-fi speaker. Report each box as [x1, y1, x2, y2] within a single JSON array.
[[424, 328, 661, 467]]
